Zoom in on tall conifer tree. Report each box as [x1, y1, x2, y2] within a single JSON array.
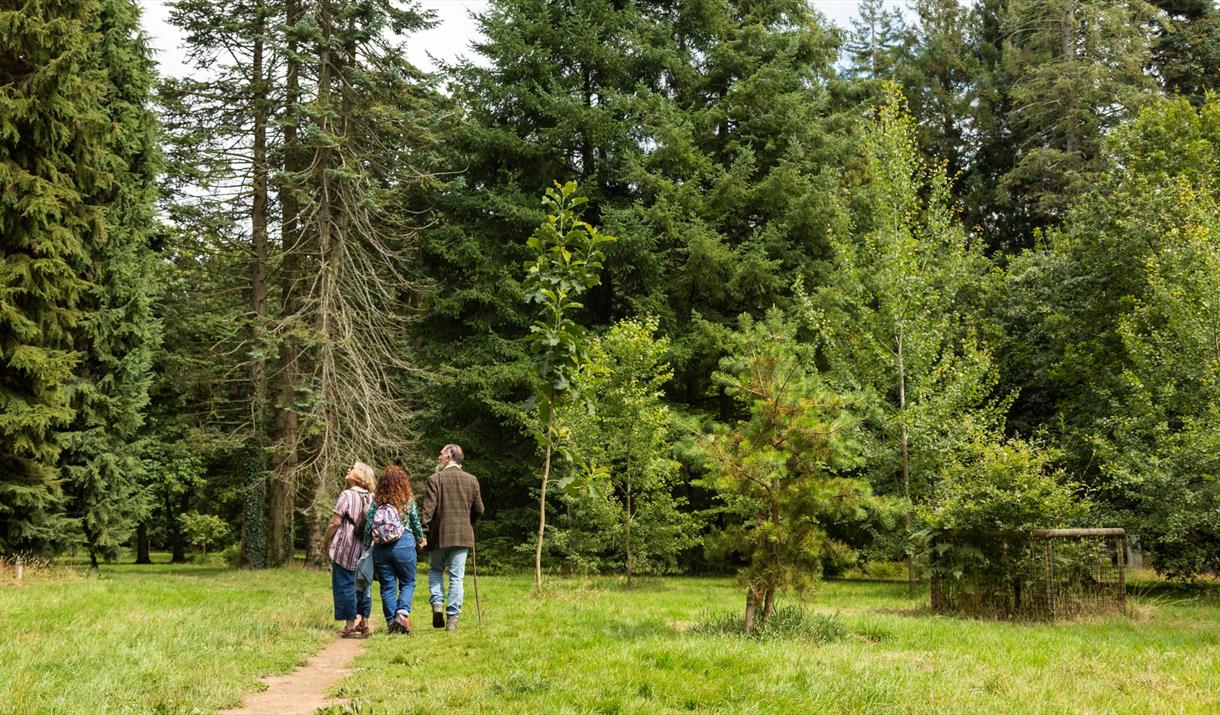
[[0, 0, 93, 552], [844, 0, 907, 81], [2, 0, 158, 555], [969, 0, 1160, 249], [58, 0, 162, 566], [421, 0, 851, 539]]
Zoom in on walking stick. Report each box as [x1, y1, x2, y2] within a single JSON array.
[[472, 529, 482, 625]]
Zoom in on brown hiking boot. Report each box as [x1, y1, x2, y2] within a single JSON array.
[[445, 615, 459, 631]]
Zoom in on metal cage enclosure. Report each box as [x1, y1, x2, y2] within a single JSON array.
[[930, 528, 1127, 620]]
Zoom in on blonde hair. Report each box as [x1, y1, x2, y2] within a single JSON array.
[[346, 461, 376, 491]]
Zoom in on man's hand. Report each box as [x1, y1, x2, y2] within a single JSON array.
[[418, 537, 427, 550]]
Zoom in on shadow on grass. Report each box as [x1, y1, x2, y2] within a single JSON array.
[[97, 563, 236, 577], [1127, 578, 1220, 601]]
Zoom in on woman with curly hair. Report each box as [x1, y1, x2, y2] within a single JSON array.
[[370, 465, 426, 634]]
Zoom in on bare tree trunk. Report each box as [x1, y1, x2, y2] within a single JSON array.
[[135, 522, 151, 564], [898, 332, 915, 597], [243, 0, 273, 569], [268, 0, 305, 568], [535, 413, 554, 596], [172, 492, 188, 564], [762, 587, 775, 622], [744, 587, 759, 633], [625, 477, 633, 586], [1061, 4, 1079, 155], [83, 523, 99, 571], [249, 0, 270, 436]]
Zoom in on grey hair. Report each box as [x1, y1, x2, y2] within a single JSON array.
[[441, 444, 464, 465], [347, 461, 376, 490]]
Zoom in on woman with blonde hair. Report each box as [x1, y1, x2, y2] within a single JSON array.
[[324, 461, 376, 638], [370, 465, 425, 634]]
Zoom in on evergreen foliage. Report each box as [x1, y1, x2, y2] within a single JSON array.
[[1, 0, 159, 556], [697, 309, 870, 632], [11, 0, 1220, 586], [58, 0, 162, 567], [1149, 0, 1220, 102], [991, 0, 1160, 245], [899, 0, 977, 179], [844, 0, 907, 81], [419, 0, 852, 544]]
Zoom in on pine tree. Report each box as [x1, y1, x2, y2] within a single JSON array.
[[844, 0, 908, 81], [698, 309, 868, 632]]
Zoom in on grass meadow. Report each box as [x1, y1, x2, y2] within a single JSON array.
[[1, 560, 1218, 714]]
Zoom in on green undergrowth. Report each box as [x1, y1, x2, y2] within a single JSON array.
[[335, 574, 1220, 714], [2, 565, 1219, 714], [0, 561, 333, 714]]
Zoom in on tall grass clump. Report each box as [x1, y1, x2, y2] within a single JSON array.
[[691, 606, 849, 643]]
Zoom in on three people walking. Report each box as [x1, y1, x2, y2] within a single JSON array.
[[324, 444, 482, 637]]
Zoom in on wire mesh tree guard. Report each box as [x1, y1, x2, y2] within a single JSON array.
[[930, 528, 1127, 620]]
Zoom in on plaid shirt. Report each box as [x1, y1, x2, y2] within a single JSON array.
[[419, 464, 484, 549], [329, 487, 371, 570]]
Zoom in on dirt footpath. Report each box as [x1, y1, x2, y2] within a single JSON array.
[[219, 636, 364, 715]]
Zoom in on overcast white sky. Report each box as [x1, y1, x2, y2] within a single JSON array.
[[137, 0, 892, 78]]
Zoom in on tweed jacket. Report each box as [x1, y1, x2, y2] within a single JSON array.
[[419, 463, 484, 550]]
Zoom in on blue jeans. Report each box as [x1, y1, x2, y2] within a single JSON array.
[[373, 536, 417, 624], [331, 561, 371, 621], [429, 546, 469, 617]]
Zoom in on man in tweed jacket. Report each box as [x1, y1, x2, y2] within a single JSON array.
[[420, 443, 484, 630]]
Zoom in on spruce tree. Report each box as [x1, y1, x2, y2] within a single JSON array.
[[421, 0, 851, 539], [1149, 0, 1220, 103], [993, 0, 1160, 245], [56, 0, 162, 567], [844, 0, 908, 81], [1, 0, 119, 552]]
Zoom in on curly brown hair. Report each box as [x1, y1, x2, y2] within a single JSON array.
[[374, 465, 414, 509]]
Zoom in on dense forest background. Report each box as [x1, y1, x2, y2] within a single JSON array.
[[4, 0, 1219, 584]]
